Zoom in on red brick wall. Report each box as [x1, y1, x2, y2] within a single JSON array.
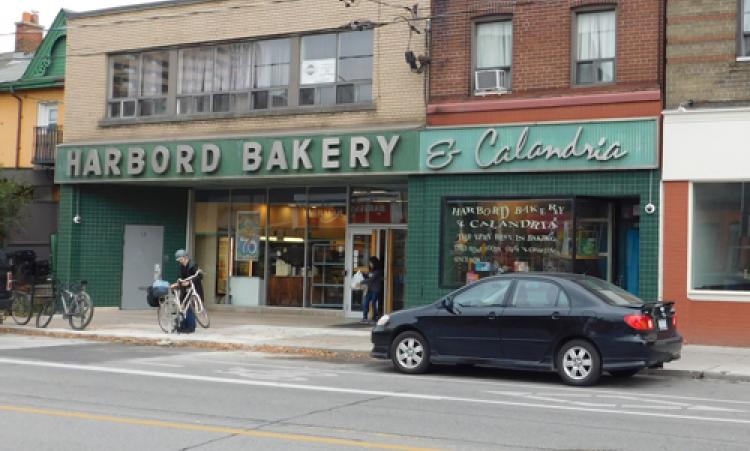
[[663, 182, 750, 346], [429, 0, 664, 104]]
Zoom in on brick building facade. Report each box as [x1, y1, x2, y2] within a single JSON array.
[[663, 0, 750, 346], [412, 0, 665, 305]]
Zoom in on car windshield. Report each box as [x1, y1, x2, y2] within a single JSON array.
[[575, 277, 645, 307]]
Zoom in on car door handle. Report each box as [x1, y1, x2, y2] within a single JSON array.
[[488, 312, 497, 320], [551, 311, 560, 320]]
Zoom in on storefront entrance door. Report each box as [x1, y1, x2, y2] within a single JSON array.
[[345, 227, 407, 319]]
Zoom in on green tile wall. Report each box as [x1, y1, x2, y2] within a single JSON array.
[[405, 171, 660, 307], [57, 185, 188, 307]]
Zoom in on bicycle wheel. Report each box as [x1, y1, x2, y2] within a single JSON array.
[[69, 292, 94, 331], [192, 295, 210, 328], [157, 298, 180, 333], [36, 299, 56, 328], [10, 292, 33, 325]]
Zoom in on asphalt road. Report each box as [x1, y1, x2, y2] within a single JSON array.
[[1, 335, 749, 451]]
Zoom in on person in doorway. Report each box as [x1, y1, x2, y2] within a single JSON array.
[[171, 249, 203, 333], [360, 256, 383, 324]]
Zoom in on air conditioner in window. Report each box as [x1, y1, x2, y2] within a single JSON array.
[[474, 69, 509, 96]]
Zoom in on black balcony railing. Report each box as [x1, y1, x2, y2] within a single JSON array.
[[32, 125, 63, 166]]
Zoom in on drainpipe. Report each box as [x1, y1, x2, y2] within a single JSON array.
[[9, 85, 23, 169]]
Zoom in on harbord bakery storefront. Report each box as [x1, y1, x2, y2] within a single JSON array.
[[55, 129, 416, 318], [406, 119, 661, 306]]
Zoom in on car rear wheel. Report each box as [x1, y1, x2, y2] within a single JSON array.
[[391, 331, 430, 374], [557, 339, 601, 386], [609, 368, 640, 378]]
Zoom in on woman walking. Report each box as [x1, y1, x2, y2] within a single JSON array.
[[360, 256, 383, 324]]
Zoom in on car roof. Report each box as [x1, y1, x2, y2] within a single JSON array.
[[478, 272, 594, 282]]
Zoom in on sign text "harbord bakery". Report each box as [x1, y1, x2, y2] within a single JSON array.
[[58, 132, 415, 182]]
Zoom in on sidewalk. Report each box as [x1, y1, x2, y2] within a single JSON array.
[[2, 307, 749, 382]]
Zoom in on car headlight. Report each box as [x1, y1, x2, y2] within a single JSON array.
[[376, 314, 390, 326]]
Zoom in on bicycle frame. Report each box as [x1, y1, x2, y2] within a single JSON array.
[[54, 281, 87, 317], [164, 270, 205, 316]]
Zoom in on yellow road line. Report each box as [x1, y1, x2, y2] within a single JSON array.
[[0, 404, 443, 451]]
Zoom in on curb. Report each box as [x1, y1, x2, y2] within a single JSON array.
[[3, 326, 749, 382], [0, 326, 371, 363], [642, 368, 750, 383]]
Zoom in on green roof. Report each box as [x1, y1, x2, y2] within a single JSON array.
[[0, 9, 67, 92]]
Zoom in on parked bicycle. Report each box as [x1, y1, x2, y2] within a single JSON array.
[[157, 271, 209, 333], [37, 278, 94, 330]]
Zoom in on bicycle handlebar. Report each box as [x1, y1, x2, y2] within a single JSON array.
[[176, 269, 203, 283]]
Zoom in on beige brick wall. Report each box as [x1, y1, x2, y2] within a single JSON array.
[[64, 0, 428, 143], [666, 0, 750, 108]]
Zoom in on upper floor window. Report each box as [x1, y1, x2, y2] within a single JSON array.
[[474, 20, 512, 94], [299, 30, 373, 106], [106, 30, 373, 122], [177, 39, 290, 115], [575, 10, 616, 85], [742, 0, 750, 57], [109, 51, 169, 118]]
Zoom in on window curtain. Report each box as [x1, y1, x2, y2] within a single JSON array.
[[179, 47, 213, 94], [214, 43, 252, 92], [577, 11, 615, 60], [111, 54, 138, 98], [476, 21, 512, 69], [255, 39, 290, 88], [141, 52, 168, 97]]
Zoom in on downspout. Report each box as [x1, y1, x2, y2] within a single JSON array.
[[9, 85, 23, 169]]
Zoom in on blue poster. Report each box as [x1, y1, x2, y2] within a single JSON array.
[[236, 211, 261, 262]]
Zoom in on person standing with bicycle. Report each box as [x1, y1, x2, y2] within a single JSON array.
[[172, 249, 202, 333]]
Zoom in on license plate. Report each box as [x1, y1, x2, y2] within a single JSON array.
[[658, 318, 668, 331]]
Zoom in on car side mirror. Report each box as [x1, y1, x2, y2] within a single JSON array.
[[442, 297, 456, 314]]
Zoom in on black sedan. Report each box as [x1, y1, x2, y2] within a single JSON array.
[[371, 273, 682, 386]]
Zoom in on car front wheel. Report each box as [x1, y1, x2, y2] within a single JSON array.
[[391, 331, 431, 374], [557, 339, 601, 386]]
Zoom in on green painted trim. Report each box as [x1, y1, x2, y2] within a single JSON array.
[[20, 10, 67, 82]]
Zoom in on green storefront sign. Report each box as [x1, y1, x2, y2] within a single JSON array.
[[420, 119, 658, 174], [55, 130, 420, 183], [55, 120, 658, 183]]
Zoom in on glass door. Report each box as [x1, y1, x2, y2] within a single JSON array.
[[344, 227, 407, 318], [346, 227, 379, 318]]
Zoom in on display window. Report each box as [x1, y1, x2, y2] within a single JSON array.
[[692, 183, 750, 292]]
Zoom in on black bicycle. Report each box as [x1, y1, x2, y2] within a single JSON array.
[[37, 279, 94, 330]]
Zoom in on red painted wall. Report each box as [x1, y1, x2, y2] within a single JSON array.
[[663, 182, 750, 346]]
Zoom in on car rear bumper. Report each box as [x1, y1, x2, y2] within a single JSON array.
[[601, 334, 683, 371], [370, 328, 392, 359]]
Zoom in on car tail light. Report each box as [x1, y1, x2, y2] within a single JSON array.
[[5, 271, 12, 291], [624, 314, 655, 331], [671, 313, 677, 328]]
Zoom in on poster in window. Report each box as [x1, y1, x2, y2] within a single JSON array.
[[442, 199, 573, 286], [301, 59, 336, 85], [236, 211, 261, 262]]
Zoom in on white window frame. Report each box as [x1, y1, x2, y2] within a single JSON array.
[[573, 8, 617, 86], [739, 0, 750, 60], [37, 101, 58, 127], [472, 19, 513, 95], [687, 182, 750, 302]]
